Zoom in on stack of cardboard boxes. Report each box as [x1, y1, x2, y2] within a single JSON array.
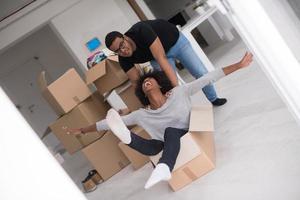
[[40, 65, 130, 184], [41, 56, 147, 185], [41, 68, 108, 154]]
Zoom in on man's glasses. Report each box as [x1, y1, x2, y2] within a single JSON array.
[[115, 37, 126, 54]]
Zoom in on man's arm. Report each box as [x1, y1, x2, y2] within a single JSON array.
[[149, 37, 178, 87], [126, 67, 141, 88]]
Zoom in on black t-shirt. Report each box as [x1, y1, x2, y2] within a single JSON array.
[[119, 19, 179, 72]]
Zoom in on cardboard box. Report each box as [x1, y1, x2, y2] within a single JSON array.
[[116, 81, 143, 112], [82, 132, 130, 181], [150, 105, 215, 191], [105, 90, 128, 111], [49, 93, 110, 154], [105, 81, 143, 112], [42, 68, 92, 116], [118, 126, 151, 170], [85, 56, 128, 95]]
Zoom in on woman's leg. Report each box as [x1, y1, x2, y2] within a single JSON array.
[[128, 132, 164, 156], [144, 127, 188, 189], [106, 109, 131, 144], [158, 127, 188, 171], [106, 108, 164, 156]]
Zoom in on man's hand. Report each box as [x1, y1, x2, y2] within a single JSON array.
[[238, 52, 253, 69]]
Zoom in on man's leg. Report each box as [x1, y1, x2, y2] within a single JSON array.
[[150, 58, 176, 72], [150, 58, 186, 85], [171, 33, 227, 105], [144, 127, 187, 189]]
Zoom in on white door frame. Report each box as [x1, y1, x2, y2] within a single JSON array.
[[210, 0, 300, 125], [0, 88, 87, 200]]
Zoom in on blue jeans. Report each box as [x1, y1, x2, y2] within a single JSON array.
[[150, 33, 218, 102]]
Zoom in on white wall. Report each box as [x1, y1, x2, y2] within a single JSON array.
[[259, 0, 300, 62], [50, 0, 138, 70], [114, 0, 140, 24], [0, 89, 87, 200], [0, 0, 81, 54], [0, 25, 77, 80], [0, 25, 80, 149]]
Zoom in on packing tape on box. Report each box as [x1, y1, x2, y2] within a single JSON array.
[[182, 167, 197, 181]]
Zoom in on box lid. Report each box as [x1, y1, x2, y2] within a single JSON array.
[[85, 56, 119, 85], [189, 105, 214, 132], [45, 68, 92, 115], [85, 61, 107, 85]]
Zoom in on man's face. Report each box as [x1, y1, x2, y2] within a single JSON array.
[[109, 36, 133, 57]]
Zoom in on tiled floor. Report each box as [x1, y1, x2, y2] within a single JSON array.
[[64, 36, 300, 200]]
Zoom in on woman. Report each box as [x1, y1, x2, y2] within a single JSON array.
[[69, 52, 253, 189]]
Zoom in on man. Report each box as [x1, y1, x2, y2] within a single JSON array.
[[105, 19, 226, 106]]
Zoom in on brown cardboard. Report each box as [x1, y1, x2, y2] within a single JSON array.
[[82, 132, 130, 181], [189, 104, 214, 132], [49, 93, 110, 154], [150, 105, 215, 191], [169, 133, 215, 191], [85, 56, 128, 95], [118, 126, 151, 170], [116, 81, 143, 112], [42, 68, 92, 116]]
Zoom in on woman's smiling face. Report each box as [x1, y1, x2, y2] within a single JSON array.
[[142, 77, 160, 94]]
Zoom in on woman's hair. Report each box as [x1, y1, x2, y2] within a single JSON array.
[[135, 70, 173, 106]]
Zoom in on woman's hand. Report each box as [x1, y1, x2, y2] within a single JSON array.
[[222, 52, 253, 75], [66, 128, 83, 136], [118, 108, 130, 116], [238, 52, 253, 69]]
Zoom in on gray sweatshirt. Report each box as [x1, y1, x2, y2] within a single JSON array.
[[96, 69, 225, 141]]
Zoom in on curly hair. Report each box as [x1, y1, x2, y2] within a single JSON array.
[[135, 71, 174, 106]]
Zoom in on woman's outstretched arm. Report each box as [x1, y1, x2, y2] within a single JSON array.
[[183, 52, 253, 96]]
